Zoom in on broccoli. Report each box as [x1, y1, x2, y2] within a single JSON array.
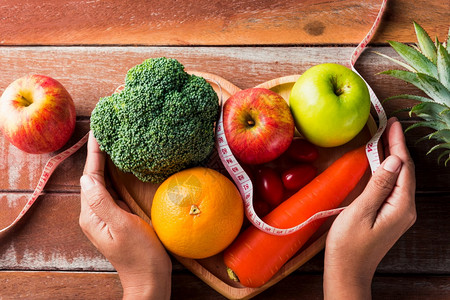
[[90, 57, 219, 183]]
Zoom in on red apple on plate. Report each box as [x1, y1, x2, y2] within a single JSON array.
[[223, 88, 294, 165], [0, 74, 76, 154]]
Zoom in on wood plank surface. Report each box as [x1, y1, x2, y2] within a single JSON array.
[[0, 193, 114, 271], [0, 271, 449, 299], [0, 120, 449, 192], [0, 1, 448, 298], [0, 0, 447, 46], [0, 46, 443, 118], [1, 47, 449, 192], [1, 192, 448, 275]]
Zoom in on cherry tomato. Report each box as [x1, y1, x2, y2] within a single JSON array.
[[240, 163, 254, 181], [286, 139, 319, 162], [254, 166, 284, 207], [282, 164, 317, 191], [253, 197, 271, 218]]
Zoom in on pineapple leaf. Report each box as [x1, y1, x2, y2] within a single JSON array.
[[414, 22, 437, 64], [441, 108, 450, 125], [388, 40, 438, 78], [382, 94, 433, 103], [380, 69, 418, 82], [412, 44, 422, 52], [437, 150, 450, 165], [429, 129, 450, 143], [447, 27, 450, 53], [410, 102, 448, 121], [392, 107, 413, 115], [415, 132, 435, 144], [416, 73, 450, 106], [373, 51, 416, 72], [405, 120, 447, 133], [446, 156, 450, 166], [437, 43, 450, 91], [426, 142, 450, 155], [380, 70, 450, 106]]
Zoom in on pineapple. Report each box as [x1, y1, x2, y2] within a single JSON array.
[[376, 22, 450, 166]]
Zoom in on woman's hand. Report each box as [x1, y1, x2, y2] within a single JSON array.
[[79, 132, 171, 300], [324, 117, 416, 299]]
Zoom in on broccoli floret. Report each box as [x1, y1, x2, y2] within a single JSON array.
[[90, 57, 219, 183]]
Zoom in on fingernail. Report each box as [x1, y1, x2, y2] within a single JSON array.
[[383, 155, 402, 173], [80, 175, 96, 191]]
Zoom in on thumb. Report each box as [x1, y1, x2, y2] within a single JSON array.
[[80, 174, 122, 224], [351, 155, 402, 218]]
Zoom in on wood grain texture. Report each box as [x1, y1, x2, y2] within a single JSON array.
[[0, 193, 114, 271], [0, 46, 441, 117], [292, 194, 450, 275], [0, 0, 447, 298], [0, 47, 449, 192], [0, 121, 89, 193], [0, 193, 448, 275], [0, 271, 449, 299], [0, 271, 122, 299], [0, 0, 447, 46], [105, 73, 376, 299]]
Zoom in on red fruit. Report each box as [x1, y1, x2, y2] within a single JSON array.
[[240, 163, 254, 181], [223, 88, 295, 165], [282, 164, 317, 191], [0, 74, 76, 154], [254, 167, 284, 207], [252, 197, 271, 218], [286, 139, 319, 163]]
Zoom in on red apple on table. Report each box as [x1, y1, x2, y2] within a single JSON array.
[[223, 88, 294, 165], [0, 74, 76, 154]]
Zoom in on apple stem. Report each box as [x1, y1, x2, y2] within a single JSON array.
[[334, 88, 343, 96], [247, 120, 255, 126], [20, 94, 33, 107]]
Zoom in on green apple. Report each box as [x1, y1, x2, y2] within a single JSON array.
[[289, 63, 370, 147]]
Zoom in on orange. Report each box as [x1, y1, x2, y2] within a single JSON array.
[[151, 167, 244, 259]]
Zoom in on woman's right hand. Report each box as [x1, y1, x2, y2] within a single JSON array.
[[324, 117, 416, 299]]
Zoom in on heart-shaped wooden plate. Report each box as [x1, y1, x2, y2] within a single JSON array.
[[107, 71, 379, 299]]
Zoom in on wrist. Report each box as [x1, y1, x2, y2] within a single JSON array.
[[119, 265, 172, 300], [323, 259, 373, 300]]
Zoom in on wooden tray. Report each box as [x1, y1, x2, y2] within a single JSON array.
[[106, 71, 378, 299]]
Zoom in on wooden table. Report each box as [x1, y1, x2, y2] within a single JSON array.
[[0, 0, 449, 299]]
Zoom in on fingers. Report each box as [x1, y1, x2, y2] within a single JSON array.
[[83, 131, 106, 185], [80, 174, 124, 225], [383, 117, 416, 207], [350, 155, 402, 223], [382, 118, 396, 157], [384, 118, 413, 166]]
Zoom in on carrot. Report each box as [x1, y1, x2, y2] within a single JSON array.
[[223, 146, 369, 288]]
